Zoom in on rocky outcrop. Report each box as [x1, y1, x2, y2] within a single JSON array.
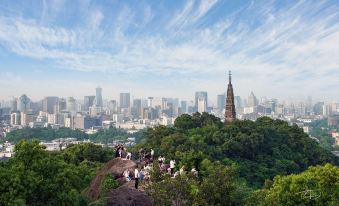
[[86, 158, 137, 200], [106, 184, 152, 206]]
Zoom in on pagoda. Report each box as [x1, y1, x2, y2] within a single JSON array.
[[224, 70, 236, 124]]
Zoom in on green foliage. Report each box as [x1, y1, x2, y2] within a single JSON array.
[[60, 143, 114, 165], [308, 119, 337, 151], [3, 127, 88, 143], [100, 174, 119, 195], [247, 164, 339, 206], [0, 140, 102, 205], [148, 160, 252, 206], [140, 115, 339, 187], [3, 127, 146, 145]]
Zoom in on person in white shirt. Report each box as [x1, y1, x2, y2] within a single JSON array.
[[123, 170, 131, 181], [126, 152, 132, 160], [170, 159, 176, 175], [134, 167, 140, 189], [150, 149, 154, 159]]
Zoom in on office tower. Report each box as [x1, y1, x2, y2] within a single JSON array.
[[18, 94, 31, 112], [234, 96, 242, 108], [20, 112, 34, 126], [11, 98, 18, 111], [84, 96, 95, 111], [54, 98, 67, 114], [95, 87, 103, 108], [120, 93, 130, 108], [313, 102, 324, 115], [198, 97, 207, 113], [217, 94, 226, 111], [107, 100, 118, 114], [132, 99, 142, 119], [248, 92, 258, 107], [147, 97, 154, 108], [180, 100, 187, 113], [43, 96, 58, 114], [195, 91, 208, 111], [10, 111, 21, 125], [66, 97, 77, 114], [225, 71, 236, 124]]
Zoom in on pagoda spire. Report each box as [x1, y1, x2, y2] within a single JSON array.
[[225, 70, 236, 124]]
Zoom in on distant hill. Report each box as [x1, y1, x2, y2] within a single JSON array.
[[137, 113, 339, 187]]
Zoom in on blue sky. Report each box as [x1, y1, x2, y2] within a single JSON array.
[[0, 0, 339, 103]]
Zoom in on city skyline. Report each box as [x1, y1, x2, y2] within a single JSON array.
[[1, 0, 339, 101]]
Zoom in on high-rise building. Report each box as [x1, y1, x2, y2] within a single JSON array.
[[225, 71, 236, 124], [120, 93, 130, 108], [217, 94, 226, 111], [66, 97, 77, 114], [18, 94, 31, 112], [43, 96, 59, 114], [180, 100, 187, 113], [132, 99, 142, 119], [107, 100, 118, 114], [198, 97, 207, 113], [248, 92, 258, 107], [54, 98, 67, 113], [95, 87, 103, 108], [10, 111, 21, 125], [11, 98, 18, 111], [195, 91, 208, 111], [234, 96, 242, 108], [84, 96, 95, 111]]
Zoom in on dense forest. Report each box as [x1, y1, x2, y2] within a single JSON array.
[[136, 113, 338, 187], [308, 119, 338, 151], [0, 141, 114, 205], [1, 113, 338, 205], [2, 127, 145, 144]]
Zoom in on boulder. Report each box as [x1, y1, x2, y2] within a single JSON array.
[[106, 184, 152, 206], [86, 158, 137, 200]]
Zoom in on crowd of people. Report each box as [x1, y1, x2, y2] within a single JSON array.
[[115, 147, 198, 190]]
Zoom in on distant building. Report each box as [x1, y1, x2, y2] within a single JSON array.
[[74, 115, 102, 129], [43, 96, 59, 114], [195, 91, 208, 111], [225, 71, 236, 124], [95, 87, 103, 108], [84, 96, 95, 111], [120, 93, 130, 108], [217, 94, 226, 112], [18, 94, 31, 112], [198, 97, 207, 113], [66, 97, 77, 114], [247, 92, 258, 107], [328, 115, 339, 127], [10, 111, 21, 125], [180, 100, 187, 113]]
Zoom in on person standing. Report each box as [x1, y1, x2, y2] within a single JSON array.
[[150, 149, 154, 160], [170, 159, 176, 175], [134, 167, 140, 189]]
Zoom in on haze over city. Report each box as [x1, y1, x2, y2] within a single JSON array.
[[1, 0, 339, 102]]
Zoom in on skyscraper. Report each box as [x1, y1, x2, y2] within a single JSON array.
[[43, 96, 58, 114], [195, 91, 208, 111], [84, 96, 96, 111], [198, 97, 206, 113], [120, 93, 130, 108], [217, 94, 226, 111], [95, 87, 103, 108], [18, 94, 31, 112], [225, 71, 236, 124], [180, 100, 187, 113], [248, 92, 258, 107]]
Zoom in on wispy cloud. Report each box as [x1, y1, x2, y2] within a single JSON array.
[[0, 0, 339, 100]]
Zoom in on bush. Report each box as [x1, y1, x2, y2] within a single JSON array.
[[100, 174, 119, 195]]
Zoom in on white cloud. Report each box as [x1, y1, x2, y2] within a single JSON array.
[[0, 0, 339, 101]]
